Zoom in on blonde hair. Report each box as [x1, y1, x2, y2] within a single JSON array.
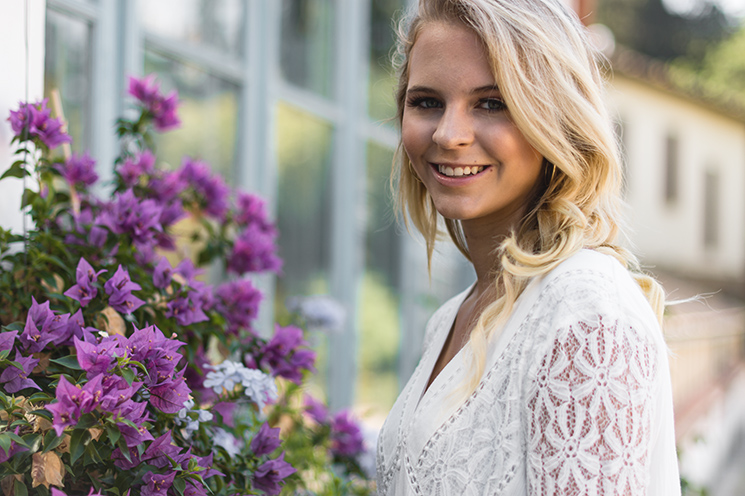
[[392, 0, 664, 395]]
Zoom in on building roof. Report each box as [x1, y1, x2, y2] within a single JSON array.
[[609, 45, 745, 124]]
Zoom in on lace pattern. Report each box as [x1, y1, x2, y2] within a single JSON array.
[[376, 252, 675, 496]]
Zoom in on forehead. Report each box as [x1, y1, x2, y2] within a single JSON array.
[[408, 21, 495, 89]]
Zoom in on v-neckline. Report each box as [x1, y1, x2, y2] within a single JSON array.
[[416, 283, 475, 407]]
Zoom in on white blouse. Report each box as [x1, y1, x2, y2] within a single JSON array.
[[376, 250, 681, 495]]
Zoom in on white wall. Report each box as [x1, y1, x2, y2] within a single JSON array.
[[0, 0, 46, 234], [609, 76, 745, 280]]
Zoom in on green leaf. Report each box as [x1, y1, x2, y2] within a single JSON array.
[[27, 392, 54, 403], [116, 434, 131, 463], [121, 367, 136, 386], [49, 356, 82, 370], [29, 409, 53, 422], [1, 322, 23, 332], [69, 428, 90, 465], [172, 477, 186, 496], [42, 429, 64, 453], [14, 479, 28, 496], [76, 413, 97, 429], [0, 162, 29, 181], [0, 433, 11, 454], [105, 424, 121, 447], [22, 432, 41, 452], [21, 189, 38, 209], [5, 431, 28, 448]]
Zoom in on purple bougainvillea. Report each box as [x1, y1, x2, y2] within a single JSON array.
[[8, 98, 72, 148]]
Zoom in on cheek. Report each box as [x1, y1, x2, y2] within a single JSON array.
[[401, 113, 429, 160]]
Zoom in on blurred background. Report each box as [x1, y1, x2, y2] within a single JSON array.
[[0, 0, 744, 493]]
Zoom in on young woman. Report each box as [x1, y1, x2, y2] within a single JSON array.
[[376, 0, 681, 494]]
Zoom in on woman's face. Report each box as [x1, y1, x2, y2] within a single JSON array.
[[402, 21, 544, 231]]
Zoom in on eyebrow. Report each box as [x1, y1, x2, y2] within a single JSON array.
[[406, 84, 501, 95]]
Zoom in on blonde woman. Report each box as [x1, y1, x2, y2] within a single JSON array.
[[376, 0, 681, 494]]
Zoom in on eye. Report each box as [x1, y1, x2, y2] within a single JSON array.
[[406, 96, 442, 109], [478, 98, 506, 112]]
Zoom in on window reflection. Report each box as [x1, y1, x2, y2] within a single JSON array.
[[368, 0, 404, 122], [274, 102, 334, 399], [44, 10, 92, 152], [280, 0, 335, 98], [139, 0, 245, 57], [144, 50, 240, 180], [356, 141, 401, 418]]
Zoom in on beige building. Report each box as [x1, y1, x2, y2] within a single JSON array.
[[607, 47, 745, 493]]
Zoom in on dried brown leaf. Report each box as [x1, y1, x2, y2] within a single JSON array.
[[31, 451, 65, 488], [99, 306, 126, 336]]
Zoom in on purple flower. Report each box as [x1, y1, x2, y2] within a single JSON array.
[[228, 224, 282, 275], [153, 257, 173, 289], [165, 292, 208, 326], [216, 279, 262, 335], [330, 410, 365, 457], [104, 265, 145, 314], [128, 74, 181, 132], [74, 336, 118, 376], [260, 324, 316, 384], [141, 471, 176, 496], [234, 192, 275, 232], [20, 297, 57, 353], [46, 375, 104, 436], [142, 432, 185, 468], [97, 189, 163, 245], [179, 158, 230, 219], [0, 331, 18, 353], [252, 452, 296, 495], [250, 422, 282, 456], [147, 170, 187, 203], [150, 371, 191, 413], [64, 257, 106, 307], [55, 152, 98, 187], [0, 350, 40, 393], [7, 99, 72, 148], [303, 395, 328, 424], [118, 149, 156, 187]]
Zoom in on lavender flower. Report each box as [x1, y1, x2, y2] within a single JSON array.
[[104, 265, 145, 314], [234, 192, 274, 231], [7, 99, 72, 148], [46, 375, 105, 436], [0, 350, 40, 393], [228, 224, 282, 275], [118, 149, 156, 187], [303, 394, 328, 424], [19, 297, 57, 353], [165, 292, 208, 326], [252, 452, 296, 495], [330, 410, 365, 457], [153, 257, 173, 289], [128, 75, 181, 132], [141, 471, 176, 496], [98, 189, 163, 245], [179, 158, 230, 219], [260, 324, 316, 384], [64, 257, 106, 307], [55, 152, 98, 187], [216, 278, 263, 335], [250, 422, 282, 456]]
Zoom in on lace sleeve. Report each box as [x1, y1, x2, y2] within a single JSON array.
[[526, 315, 658, 495]]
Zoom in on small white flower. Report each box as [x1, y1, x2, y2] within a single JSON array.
[[213, 427, 241, 458], [204, 360, 277, 409], [287, 295, 346, 334]]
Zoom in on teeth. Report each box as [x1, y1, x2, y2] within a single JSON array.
[[437, 165, 485, 177]]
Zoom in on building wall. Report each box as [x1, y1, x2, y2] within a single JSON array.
[[608, 75, 745, 280], [0, 0, 46, 234]]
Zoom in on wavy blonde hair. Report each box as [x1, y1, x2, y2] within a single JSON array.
[[392, 0, 664, 395]]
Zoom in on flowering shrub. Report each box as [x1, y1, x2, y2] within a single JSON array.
[[0, 77, 372, 495]]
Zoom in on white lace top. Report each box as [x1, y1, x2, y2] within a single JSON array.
[[376, 250, 681, 495]]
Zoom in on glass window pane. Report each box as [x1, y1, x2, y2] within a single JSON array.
[[44, 10, 93, 153], [143, 50, 240, 180], [280, 0, 335, 98], [273, 102, 334, 398], [356, 141, 402, 419], [368, 0, 404, 122], [139, 0, 245, 57]]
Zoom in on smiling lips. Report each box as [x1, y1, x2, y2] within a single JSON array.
[[433, 163, 488, 177]]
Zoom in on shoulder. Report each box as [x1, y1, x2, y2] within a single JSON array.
[[535, 249, 658, 332]]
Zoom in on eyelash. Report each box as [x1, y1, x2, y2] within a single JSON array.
[[405, 96, 507, 112]]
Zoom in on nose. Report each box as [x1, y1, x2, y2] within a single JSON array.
[[432, 106, 474, 149]]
